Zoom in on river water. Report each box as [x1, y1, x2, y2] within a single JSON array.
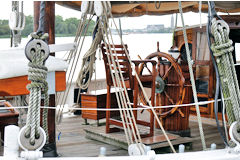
[[0, 33, 173, 81]]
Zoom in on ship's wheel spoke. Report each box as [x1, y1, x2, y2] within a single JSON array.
[[163, 91, 175, 105], [138, 51, 185, 118], [163, 64, 173, 80]]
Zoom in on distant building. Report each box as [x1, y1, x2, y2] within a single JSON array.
[[146, 24, 164, 31]]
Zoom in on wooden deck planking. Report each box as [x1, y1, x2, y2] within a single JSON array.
[[0, 115, 225, 157], [56, 115, 128, 157]]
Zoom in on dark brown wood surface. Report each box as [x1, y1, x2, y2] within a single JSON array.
[[34, 1, 56, 144], [174, 27, 215, 118], [81, 91, 119, 120], [101, 44, 156, 137]]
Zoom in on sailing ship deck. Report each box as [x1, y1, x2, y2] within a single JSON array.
[[0, 114, 225, 157]]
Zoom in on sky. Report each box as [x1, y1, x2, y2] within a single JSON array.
[[0, 1, 209, 29]]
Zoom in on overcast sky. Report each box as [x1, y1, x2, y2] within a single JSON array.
[[0, 1, 209, 29]]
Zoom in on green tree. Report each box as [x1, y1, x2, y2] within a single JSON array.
[[22, 15, 33, 36], [0, 20, 10, 36], [0, 15, 96, 38]]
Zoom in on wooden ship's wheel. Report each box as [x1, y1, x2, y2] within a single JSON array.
[[139, 52, 186, 119]]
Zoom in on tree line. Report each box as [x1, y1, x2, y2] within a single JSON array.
[[0, 15, 95, 38]]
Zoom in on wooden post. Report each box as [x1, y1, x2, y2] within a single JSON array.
[[34, 1, 56, 152]]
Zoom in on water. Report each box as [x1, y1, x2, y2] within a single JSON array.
[[0, 33, 173, 81]]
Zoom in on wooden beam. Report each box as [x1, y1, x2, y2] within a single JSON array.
[[34, 1, 56, 145], [0, 43, 76, 55]]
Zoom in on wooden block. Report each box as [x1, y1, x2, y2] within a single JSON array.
[[0, 71, 66, 96]]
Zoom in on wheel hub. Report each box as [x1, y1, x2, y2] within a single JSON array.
[[155, 75, 165, 93]]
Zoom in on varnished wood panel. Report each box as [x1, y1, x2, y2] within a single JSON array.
[[81, 91, 119, 120], [0, 71, 66, 96]]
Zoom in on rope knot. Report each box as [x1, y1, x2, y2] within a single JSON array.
[[27, 50, 48, 93], [211, 40, 234, 57], [31, 32, 49, 40]]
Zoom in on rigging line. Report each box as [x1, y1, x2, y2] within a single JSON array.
[[76, 18, 102, 90], [221, 88, 229, 143], [66, 14, 87, 63], [100, 12, 137, 145], [56, 15, 88, 103], [101, 4, 144, 153], [179, 1, 206, 150], [37, 1, 45, 33], [21, 1, 24, 29], [155, 1, 161, 9], [101, 16, 142, 147], [76, 17, 101, 105], [171, 13, 178, 47], [207, 1, 228, 146], [1, 99, 226, 111], [56, 15, 93, 123], [62, 19, 82, 61], [56, 14, 91, 105], [101, 20, 143, 153], [67, 14, 88, 62], [104, 35, 143, 149], [199, 1, 202, 28], [211, 13, 240, 142], [103, 32, 144, 153], [101, 33, 133, 145], [57, 17, 90, 120], [56, 14, 87, 103], [108, 7, 176, 154]]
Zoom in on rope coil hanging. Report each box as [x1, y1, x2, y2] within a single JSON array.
[[210, 18, 240, 126], [76, 21, 103, 90]]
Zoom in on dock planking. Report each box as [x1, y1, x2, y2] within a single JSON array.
[[0, 115, 225, 157]]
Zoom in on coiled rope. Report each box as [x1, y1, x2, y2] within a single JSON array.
[[211, 18, 240, 125], [76, 21, 103, 90]]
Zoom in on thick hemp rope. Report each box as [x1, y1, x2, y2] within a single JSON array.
[[76, 21, 103, 90], [178, 1, 206, 150], [25, 33, 49, 145], [211, 18, 240, 126]]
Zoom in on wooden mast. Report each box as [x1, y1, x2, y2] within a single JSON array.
[[34, 1, 57, 156]]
